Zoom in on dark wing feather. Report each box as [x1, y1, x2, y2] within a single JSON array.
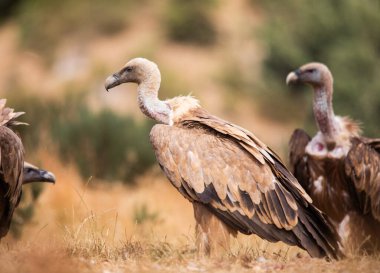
[[0, 126, 24, 238], [150, 110, 342, 259], [360, 137, 380, 152], [345, 137, 380, 221], [289, 129, 312, 191]]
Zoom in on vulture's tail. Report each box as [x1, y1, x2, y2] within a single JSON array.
[[271, 158, 344, 259], [294, 204, 344, 260]]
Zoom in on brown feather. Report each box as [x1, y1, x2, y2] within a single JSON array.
[[0, 119, 24, 238], [150, 108, 342, 259], [345, 138, 380, 220], [0, 100, 56, 238], [289, 125, 380, 254]]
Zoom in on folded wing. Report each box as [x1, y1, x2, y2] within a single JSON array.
[[150, 109, 342, 259]]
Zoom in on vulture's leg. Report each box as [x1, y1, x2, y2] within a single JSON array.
[[193, 202, 236, 256]]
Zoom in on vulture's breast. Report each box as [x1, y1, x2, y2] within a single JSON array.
[[305, 155, 353, 223]]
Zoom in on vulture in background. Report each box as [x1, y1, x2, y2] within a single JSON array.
[[105, 58, 343, 259], [0, 99, 55, 238], [23, 162, 56, 184], [286, 62, 380, 254]]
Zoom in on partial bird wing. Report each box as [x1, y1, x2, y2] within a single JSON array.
[[289, 129, 312, 191], [150, 109, 341, 259], [345, 137, 380, 221], [0, 126, 24, 237], [360, 137, 380, 153], [0, 99, 26, 237], [0, 99, 27, 127]]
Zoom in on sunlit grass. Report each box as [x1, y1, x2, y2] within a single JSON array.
[[1, 163, 380, 272]]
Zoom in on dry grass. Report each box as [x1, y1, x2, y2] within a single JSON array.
[[0, 156, 379, 273]]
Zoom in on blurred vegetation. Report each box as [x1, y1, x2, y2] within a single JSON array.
[[0, 0, 21, 22], [10, 183, 44, 238], [133, 203, 159, 225], [0, 0, 221, 55], [11, 0, 138, 58], [164, 0, 217, 45], [8, 91, 156, 183], [253, 0, 380, 136]]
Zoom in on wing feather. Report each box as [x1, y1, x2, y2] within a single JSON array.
[[0, 126, 24, 237], [150, 110, 342, 258], [275, 184, 298, 225], [345, 137, 380, 220], [151, 123, 297, 228], [289, 129, 312, 191]]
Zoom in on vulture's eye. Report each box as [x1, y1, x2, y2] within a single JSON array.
[[305, 69, 316, 73], [126, 66, 133, 72]]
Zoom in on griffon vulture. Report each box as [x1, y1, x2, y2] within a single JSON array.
[[0, 99, 55, 238], [105, 58, 342, 259], [286, 62, 380, 253]]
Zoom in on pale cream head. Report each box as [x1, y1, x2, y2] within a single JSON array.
[[105, 58, 161, 90], [286, 62, 333, 88]]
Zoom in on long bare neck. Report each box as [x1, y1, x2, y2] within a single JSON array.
[[137, 73, 172, 125], [313, 80, 338, 148]]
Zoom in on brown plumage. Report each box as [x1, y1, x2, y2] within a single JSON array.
[[0, 99, 55, 238], [287, 62, 380, 254], [0, 99, 25, 238], [105, 58, 342, 259]]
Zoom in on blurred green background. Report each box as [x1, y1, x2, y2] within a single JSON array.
[[1, 0, 379, 184], [254, 0, 380, 136], [1, 0, 380, 235]]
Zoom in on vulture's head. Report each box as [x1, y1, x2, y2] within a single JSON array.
[[105, 58, 160, 91], [23, 162, 56, 184], [286, 62, 332, 88]]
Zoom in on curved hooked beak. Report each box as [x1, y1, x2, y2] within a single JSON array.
[[38, 170, 56, 184], [105, 73, 122, 92], [22, 162, 56, 184], [286, 69, 301, 85], [23, 169, 56, 184]]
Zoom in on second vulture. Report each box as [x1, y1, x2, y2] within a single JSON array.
[[105, 58, 342, 259], [286, 62, 380, 254], [0, 99, 55, 239]]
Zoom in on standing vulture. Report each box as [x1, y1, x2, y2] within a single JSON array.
[[286, 62, 380, 253], [0, 99, 55, 238], [105, 58, 342, 259]]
